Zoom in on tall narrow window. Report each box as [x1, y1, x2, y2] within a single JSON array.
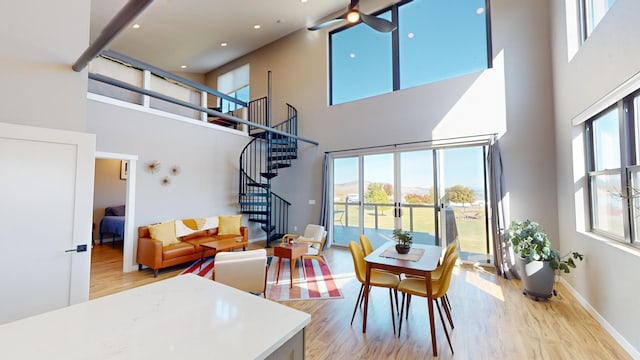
[[588, 107, 624, 238], [629, 95, 640, 244], [581, 0, 617, 40]]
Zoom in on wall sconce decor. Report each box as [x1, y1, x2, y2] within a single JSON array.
[[146, 160, 160, 174], [170, 165, 181, 176]]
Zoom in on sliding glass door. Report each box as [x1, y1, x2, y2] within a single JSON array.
[[441, 147, 491, 262], [398, 150, 438, 246], [362, 153, 396, 247], [333, 157, 361, 244], [333, 149, 441, 249], [331, 144, 491, 263]]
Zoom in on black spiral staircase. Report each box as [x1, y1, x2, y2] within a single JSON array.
[[239, 96, 299, 247]]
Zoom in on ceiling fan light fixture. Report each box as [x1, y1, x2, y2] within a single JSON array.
[[346, 11, 360, 23], [308, 0, 394, 32]]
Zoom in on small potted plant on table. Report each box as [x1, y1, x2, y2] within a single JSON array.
[[393, 229, 413, 254], [505, 219, 583, 301]]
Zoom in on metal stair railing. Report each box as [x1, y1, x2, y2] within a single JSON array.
[[239, 102, 298, 246]]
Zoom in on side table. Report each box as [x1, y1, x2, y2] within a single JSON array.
[[274, 242, 308, 288]]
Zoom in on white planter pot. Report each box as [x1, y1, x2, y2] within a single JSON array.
[[515, 256, 555, 300]]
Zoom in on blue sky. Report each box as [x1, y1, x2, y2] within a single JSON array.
[[331, 0, 488, 104]]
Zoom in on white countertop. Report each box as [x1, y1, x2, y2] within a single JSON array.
[[0, 274, 311, 359]]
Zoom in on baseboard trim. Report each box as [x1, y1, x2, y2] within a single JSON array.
[[559, 277, 640, 359]]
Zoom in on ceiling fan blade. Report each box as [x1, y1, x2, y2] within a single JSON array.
[[360, 12, 397, 33], [307, 17, 346, 31]]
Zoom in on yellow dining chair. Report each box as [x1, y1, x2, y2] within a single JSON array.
[[397, 252, 459, 354], [404, 240, 458, 326], [359, 234, 374, 255], [361, 234, 402, 287], [349, 241, 400, 334]]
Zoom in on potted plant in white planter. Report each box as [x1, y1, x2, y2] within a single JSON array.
[[393, 229, 413, 254], [505, 219, 583, 301]]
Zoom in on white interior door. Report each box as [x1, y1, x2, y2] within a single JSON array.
[[0, 123, 95, 324]]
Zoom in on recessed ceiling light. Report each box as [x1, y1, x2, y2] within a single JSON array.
[[253, 24, 261, 29], [180, 65, 187, 69], [476, 7, 485, 15], [220, 42, 228, 47], [349, 53, 356, 59], [300, 0, 308, 3], [407, 32, 414, 39], [132, 23, 140, 29]]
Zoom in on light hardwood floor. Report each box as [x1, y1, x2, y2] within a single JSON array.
[[91, 241, 630, 359]]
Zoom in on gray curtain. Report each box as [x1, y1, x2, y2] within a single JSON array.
[[488, 137, 518, 279], [319, 153, 332, 248]]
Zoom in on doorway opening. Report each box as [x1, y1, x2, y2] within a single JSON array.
[[92, 152, 138, 275]]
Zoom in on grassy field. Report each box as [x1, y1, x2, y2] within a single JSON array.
[[334, 204, 491, 255]]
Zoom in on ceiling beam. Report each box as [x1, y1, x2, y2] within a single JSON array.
[[73, 0, 154, 72]]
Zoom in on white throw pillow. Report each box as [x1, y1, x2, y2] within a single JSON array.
[[199, 216, 219, 230], [299, 235, 319, 249]]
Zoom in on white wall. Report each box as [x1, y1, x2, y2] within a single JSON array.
[[206, 0, 559, 242], [0, 0, 90, 131], [551, 0, 640, 354], [86, 99, 258, 238]]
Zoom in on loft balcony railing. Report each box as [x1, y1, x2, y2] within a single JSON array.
[[88, 50, 247, 129], [87, 50, 318, 146]]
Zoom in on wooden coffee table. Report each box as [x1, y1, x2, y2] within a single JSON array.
[[274, 242, 308, 288], [199, 236, 246, 269]]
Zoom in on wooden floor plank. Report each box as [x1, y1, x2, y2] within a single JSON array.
[[90, 241, 630, 359]]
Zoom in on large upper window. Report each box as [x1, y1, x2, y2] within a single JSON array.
[[398, 0, 488, 89], [217, 64, 250, 113], [331, 11, 392, 105], [330, 0, 490, 105], [586, 90, 640, 247], [581, 0, 617, 41]]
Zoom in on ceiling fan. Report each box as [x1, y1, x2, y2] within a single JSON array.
[[308, 0, 397, 33]]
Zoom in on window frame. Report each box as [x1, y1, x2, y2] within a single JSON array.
[[328, 0, 493, 106], [586, 91, 640, 248], [579, 0, 617, 42]]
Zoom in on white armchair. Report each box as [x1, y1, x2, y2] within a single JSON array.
[[213, 249, 268, 297], [282, 224, 328, 265]]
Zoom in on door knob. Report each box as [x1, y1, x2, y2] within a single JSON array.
[[65, 244, 88, 253]]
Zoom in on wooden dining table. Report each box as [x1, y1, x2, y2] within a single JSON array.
[[363, 242, 442, 357]]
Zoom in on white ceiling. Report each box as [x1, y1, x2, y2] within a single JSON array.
[[90, 0, 354, 74]]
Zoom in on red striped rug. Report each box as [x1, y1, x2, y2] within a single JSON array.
[[178, 255, 343, 301]]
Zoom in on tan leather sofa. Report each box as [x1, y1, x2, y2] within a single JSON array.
[[137, 224, 248, 277]]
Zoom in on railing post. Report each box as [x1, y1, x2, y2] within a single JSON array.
[[374, 204, 379, 229], [409, 205, 414, 232], [345, 204, 349, 227], [200, 90, 208, 122], [142, 70, 151, 108]]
